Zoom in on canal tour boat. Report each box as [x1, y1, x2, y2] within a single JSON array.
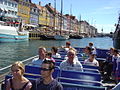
[[1, 47, 118, 90], [0, 20, 29, 42], [113, 14, 120, 49]]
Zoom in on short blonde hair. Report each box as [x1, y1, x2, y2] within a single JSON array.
[[11, 61, 25, 75], [69, 48, 77, 54], [39, 46, 46, 52]]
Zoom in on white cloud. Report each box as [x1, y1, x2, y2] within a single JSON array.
[[102, 6, 114, 10]]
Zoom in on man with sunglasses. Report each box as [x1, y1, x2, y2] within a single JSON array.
[[37, 59, 63, 90]]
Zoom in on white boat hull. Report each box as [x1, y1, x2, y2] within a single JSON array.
[[54, 35, 69, 40], [0, 25, 29, 42]]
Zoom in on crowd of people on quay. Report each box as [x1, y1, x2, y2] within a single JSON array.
[[5, 41, 120, 90]]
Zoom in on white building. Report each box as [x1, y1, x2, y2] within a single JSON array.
[[0, 0, 18, 18]]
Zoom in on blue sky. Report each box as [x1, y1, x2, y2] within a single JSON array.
[[32, 0, 120, 33]]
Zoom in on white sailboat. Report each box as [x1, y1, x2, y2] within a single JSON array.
[[54, 0, 69, 40]]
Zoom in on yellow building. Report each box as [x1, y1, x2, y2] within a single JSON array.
[[17, 0, 31, 24], [36, 5, 50, 27]]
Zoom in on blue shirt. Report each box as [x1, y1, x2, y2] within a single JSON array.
[[32, 58, 43, 67]]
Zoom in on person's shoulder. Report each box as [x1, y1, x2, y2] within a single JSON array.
[[52, 79, 63, 87], [61, 60, 67, 64], [32, 58, 39, 62]]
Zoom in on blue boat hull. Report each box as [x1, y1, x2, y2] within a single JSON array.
[[0, 34, 29, 42]]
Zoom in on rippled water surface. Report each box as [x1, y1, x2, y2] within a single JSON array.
[[0, 37, 113, 69]]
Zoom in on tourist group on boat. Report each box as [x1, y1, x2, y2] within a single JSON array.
[[2, 41, 120, 90]]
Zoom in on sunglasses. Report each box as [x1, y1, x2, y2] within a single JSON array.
[[11, 69, 20, 73], [40, 68, 53, 71]]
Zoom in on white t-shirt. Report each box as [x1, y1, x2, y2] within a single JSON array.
[[60, 58, 83, 71], [84, 58, 99, 66], [52, 53, 61, 58]]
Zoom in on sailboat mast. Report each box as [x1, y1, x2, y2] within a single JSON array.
[[60, 0, 63, 35], [79, 14, 81, 35], [54, 0, 56, 34], [69, 4, 72, 35]]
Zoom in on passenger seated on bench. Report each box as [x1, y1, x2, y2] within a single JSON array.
[[6, 61, 32, 90], [46, 51, 55, 63], [60, 49, 83, 71], [32, 46, 46, 67], [37, 59, 63, 90], [82, 46, 92, 60], [60, 41, 74, 52], [84, 53, 99, 66], [51, 46, 61, 58], [101, 48, 114, 81], [89, 42, 96, 55], [112, 49, 120, 79]]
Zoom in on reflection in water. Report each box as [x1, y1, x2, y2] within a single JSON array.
[[0, 37, 113, 68]]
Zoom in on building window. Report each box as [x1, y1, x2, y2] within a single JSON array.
[[0, 0, 3, 4], [15, 4, 17, 8], [12, 3, 14, 7], [5, 1, 7, 5], [8, 2, 11, 6]]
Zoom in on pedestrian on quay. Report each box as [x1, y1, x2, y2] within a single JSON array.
[[60, 49, 83, 71], [32, 46, 46, 67], [6, 61, 32, 90], [37, 59, 63, 90]]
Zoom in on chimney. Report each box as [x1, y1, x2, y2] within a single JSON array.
[[48, 3, 51, 6], [39, 1, 41, 5]]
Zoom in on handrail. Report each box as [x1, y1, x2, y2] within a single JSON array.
[[0, 55, 38, 83], [0, 55, 38, 72]]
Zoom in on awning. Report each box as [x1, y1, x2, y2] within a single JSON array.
[[4, 8, 8, 12], [0, 8, 4, 11], [24, 24, 37, 27]]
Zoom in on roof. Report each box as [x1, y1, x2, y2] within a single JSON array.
[[45, 4, 59, 14], [36, 4, 44, 10]]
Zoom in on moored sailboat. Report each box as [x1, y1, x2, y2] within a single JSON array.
[[54, 0, 69, 40]]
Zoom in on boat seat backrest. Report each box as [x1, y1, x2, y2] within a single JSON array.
[[82, 64, 99, 70], [25, 65, 60, 78], [96, 49, 108, 58], [74, 47, 85, 53], [83, 68, 100, 73], [61, 82, 105, 90], [58, 77, 102, 86], [61, 70, 101, 81]]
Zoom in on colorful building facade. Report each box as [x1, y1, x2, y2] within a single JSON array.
[[17, 0, 31, 24]]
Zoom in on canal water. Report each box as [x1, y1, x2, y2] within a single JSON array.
[[0, 37, 113, 69]]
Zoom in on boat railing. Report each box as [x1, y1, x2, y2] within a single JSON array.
[[0, 55, 38, 83]]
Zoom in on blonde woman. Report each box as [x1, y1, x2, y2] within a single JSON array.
[[6, 61, 32, 90]]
